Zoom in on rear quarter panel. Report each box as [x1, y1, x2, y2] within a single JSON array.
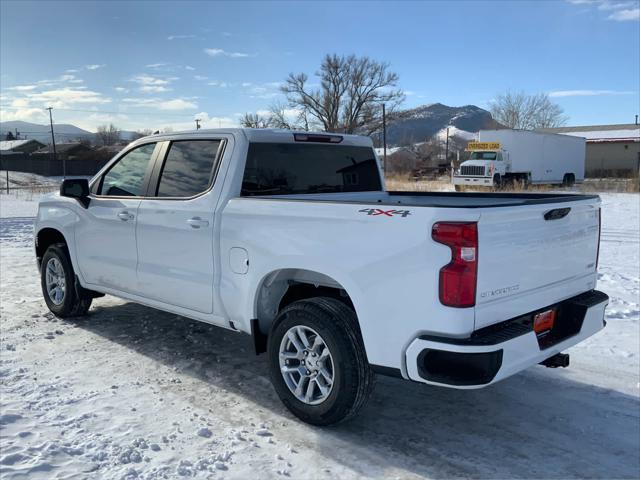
[[219, 198, 479, 370]]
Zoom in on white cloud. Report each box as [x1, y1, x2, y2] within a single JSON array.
[[122, 97, 197, 110], [194, 75, 208, 81], [241, 82, 252, 87], [161, 111, 236, 131], [114, 86, 129, 93], [207, 81, 230, 87], [146, 63, 168, 69], [27, 88, 112, 107], [167, 34, 195, 40], [204, 48, 251, 58], [608, 7, 640, 20], [185, 65, 195, 71], [58, 74, 84, 84], [244, 81, 283, 99], [6, 85, 38, 91], [157, 99, 197, 110], [140, 85, 171, 93], [549, 89, 635, 97], [65, 69, 79, 73], [85, 64, 106, 70], [0, 106, 48, 123], [132, 74, 171, 86], [598, 1, 637, 10], [568, 0, 640, 20]]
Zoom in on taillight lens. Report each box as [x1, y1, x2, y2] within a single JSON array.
[[432, 222, 478, 308], [596, 208, 601, 269]]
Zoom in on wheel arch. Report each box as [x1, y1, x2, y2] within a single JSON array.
[[251, 268, 363, 351], [35, 227, 69, 267]]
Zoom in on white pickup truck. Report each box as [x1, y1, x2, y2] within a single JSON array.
[[35, 129, 608, 425]]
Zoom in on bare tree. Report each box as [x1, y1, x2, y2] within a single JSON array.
[[240, 103, 314, 130], [489, 91, 567, 130], [96, 123, 121, 146], [240, 112, 271, 129], [130, 129, 154, 140], [281, 54, 404, 134]]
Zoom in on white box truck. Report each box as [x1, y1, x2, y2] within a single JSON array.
[[453, 129, 586, 190]]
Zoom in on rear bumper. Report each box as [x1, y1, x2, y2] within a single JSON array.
[[405, 290, 608, 388], [453, 176, 493, 186]]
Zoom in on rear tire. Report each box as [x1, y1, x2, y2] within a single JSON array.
[[563, 173, 575, 187], [41, 244, 92, 317], [492, 174, 502, 191], [267, 297, 375, 426], [454, 185, 464, 192]]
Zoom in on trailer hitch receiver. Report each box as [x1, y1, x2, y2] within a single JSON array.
[[540, 353, 570, 368]]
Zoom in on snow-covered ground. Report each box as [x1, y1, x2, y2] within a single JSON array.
[[0, 191, 638, 479]]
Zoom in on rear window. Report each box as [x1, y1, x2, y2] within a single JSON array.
[[156, 140, 221, 198], [242, 143, 382, 196]]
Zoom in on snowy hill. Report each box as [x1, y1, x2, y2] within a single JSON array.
[[0, 121, 139, 145], [0, 120, 94, 144], [386, 103, 502, 146]]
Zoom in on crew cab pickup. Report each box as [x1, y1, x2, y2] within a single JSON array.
[[35, 129, 608, 425]]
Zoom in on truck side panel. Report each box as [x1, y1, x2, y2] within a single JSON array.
[[219, 198, 478, 371]]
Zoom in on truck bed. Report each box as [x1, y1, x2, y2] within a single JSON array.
[[254, 190, 599, 208]]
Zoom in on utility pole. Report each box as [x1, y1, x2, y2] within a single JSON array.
[[382, 103, 387, 173], [445, 127, 450, 170], [46, 107, 62, 178], [195, 118, 201, 130]]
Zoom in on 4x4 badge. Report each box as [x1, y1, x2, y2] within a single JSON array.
[[358, 208, 411, 218]]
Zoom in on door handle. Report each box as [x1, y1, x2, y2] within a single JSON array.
[[187, 217, 209, 229], [118, 211, 134, 221]]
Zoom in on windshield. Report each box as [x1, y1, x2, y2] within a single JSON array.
[[470, 151, 498, 160]]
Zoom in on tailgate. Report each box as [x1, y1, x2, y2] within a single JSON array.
[[475, 197, 600, 329]]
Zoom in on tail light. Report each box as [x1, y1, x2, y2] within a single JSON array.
[[596, 208, 601, 269], [432, 222, 478, 308]]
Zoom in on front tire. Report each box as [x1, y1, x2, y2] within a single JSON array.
[[267, 297, 375, 426], [41, 244, 92, 317]]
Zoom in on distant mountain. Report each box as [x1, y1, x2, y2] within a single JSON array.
[[386, 103, 504, 146], [0, 121, 140, 145], [0, 120, 94, 144]]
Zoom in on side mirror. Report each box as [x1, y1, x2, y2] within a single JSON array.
[[60, 178, 90, 208]]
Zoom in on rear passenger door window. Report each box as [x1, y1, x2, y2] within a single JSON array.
[[99, 143, 157, 196], [156, 140, 222, 198]]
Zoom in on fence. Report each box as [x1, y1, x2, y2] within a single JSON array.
[[0, 153, 109, 177]]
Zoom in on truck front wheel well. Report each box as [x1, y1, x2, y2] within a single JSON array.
[[36, 228, 67, 266], [252, 269, 357, 354]]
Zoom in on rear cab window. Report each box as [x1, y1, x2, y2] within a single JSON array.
[[241, 143, 382, 196], [155, 140, 222, 198]]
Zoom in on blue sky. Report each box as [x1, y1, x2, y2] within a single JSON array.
[[1, 0, 638, 132]]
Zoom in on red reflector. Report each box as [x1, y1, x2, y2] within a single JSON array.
[[533, 309, 556, 334], [432, 222, 478, 308]]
